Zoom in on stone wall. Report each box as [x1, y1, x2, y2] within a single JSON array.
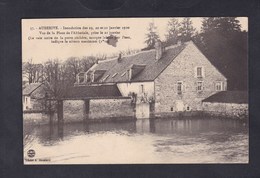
[[63, 100, 86, 122], [89, 98, 134, 120], [202, 102, 248, 119], [154, 41, 227, 117], [62, 98, 134, 122]]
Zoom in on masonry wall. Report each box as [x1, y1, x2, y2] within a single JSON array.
[[154, 42, 227, 117], [63, 100, 86, 122], [202, 102, 248, 119], [89, 98, 134, 120], [63, 98, 134, 122]]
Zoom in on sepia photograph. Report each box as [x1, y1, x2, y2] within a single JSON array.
[[22, 17, 248, 164]]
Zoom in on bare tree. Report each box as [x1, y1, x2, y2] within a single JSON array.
[[80, 56, 96, 72], [95, 53, 107, 62], [22, 59, 44, 84], [64, 57, 81, 83], [43, 59, 69, 99]]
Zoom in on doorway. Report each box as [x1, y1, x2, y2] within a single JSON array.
[[136, 103, 150, 119], [175, 100, 184, 112]]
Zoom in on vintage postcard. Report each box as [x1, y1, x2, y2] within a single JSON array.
[[22, 17, 248, 164]]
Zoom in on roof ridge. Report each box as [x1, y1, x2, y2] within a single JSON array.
[[98, 43, 188, 64], [99, 49, 154, 63]]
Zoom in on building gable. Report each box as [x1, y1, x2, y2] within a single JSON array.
[[154, 41, 227, 114], [157, 41, 226, 81]]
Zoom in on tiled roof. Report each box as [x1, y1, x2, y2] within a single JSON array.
[[23, 83, 43, 96], [202, 91, 248, 104], [92, 43, 187, 83], [64, 84, 122, 99]]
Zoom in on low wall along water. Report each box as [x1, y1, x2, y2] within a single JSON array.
[[23, 99, 248, 125], [202, 102, 248, 119], [62, 98, 135, 123]]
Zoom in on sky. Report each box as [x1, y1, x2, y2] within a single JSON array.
[[22, 17, 248, 63]]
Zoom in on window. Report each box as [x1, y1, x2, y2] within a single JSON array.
[[78, 73, 85, 83], [177, 81, 183, 94], [79, 77, 84, 83], [197, 81, 203, 92], [197, 67, 202, 77], [195, 66, 204, 78], [140, 84, 144, 93], [216, 82, 223, 91]]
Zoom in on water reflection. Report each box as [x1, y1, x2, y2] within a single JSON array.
[[23, 117, 248, 164]]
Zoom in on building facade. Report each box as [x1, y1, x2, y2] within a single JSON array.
[[73, 41, 227, 118]]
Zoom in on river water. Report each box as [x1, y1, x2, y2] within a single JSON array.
[[23, 117, 248, 164]]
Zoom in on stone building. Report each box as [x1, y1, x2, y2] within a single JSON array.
[[71, 41, 227, 118]]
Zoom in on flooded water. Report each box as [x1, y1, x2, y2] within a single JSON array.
[[23, 117, 248, 164]]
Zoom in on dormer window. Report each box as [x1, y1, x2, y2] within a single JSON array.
[[92, 70, 106, 82], [77, 73, 85, 83]]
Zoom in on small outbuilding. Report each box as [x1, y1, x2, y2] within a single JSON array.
[[202, 91, 248, 119], [22, 83, 45, 111]]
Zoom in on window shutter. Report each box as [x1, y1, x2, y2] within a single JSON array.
[[194, 67, 197, 78], [202, 67, 205, 78], [182, 82, 186, 93], [195, 81, 198, 91]]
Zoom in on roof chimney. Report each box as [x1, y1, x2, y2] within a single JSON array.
[[117, 53, 122, 62], [154, 39, 163, 60]]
